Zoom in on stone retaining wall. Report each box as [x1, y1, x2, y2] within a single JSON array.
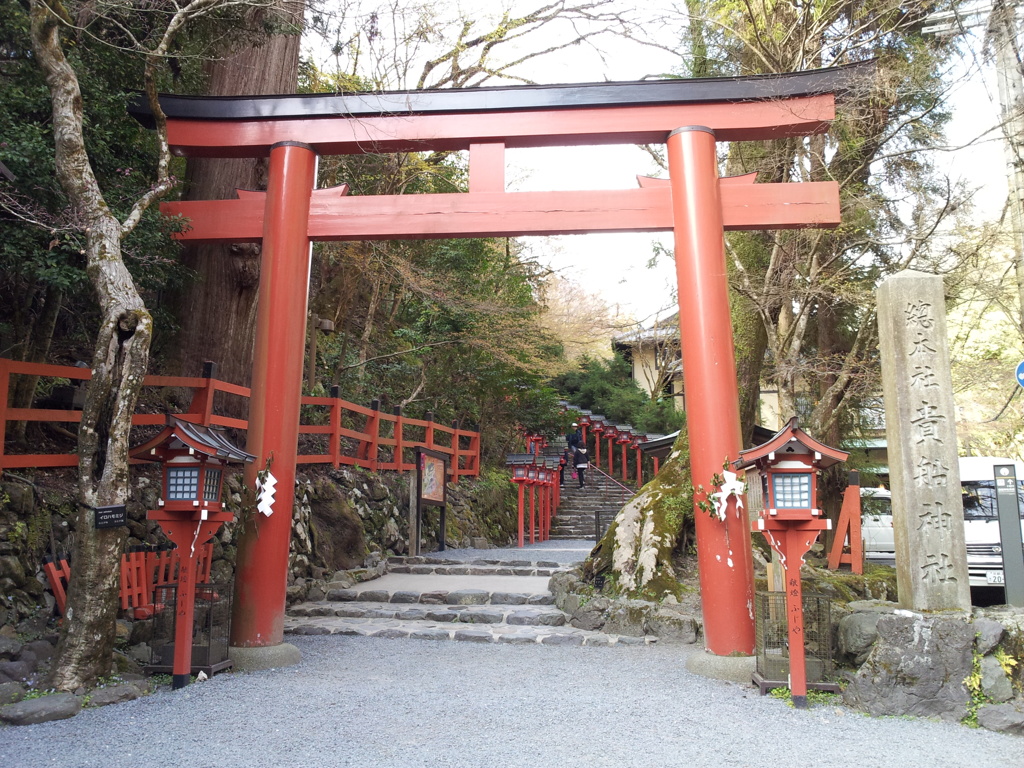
[[0, 465, 517, 646], [840, 601, 1024, 734]]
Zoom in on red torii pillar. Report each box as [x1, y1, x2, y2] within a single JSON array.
[[668, 126, 754, 654], [232, 143, 317, 649]]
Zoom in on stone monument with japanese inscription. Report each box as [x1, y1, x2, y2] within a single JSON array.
[[877, 270, 971, 612]]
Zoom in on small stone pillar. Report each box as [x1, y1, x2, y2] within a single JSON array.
[[877, 271, 970, 611]]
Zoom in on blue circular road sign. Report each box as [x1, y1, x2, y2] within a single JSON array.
[[1017, 360, 1024, 388]]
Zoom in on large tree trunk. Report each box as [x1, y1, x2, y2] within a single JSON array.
[[30, 0, 153, 691], [55, 267, 150, 690], [171, 11, 304, 405]]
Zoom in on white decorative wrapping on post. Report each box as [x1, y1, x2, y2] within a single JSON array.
[[256, 471, 278, 517]]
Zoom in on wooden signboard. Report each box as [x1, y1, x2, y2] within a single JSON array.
[[414, 447, 449, 554]]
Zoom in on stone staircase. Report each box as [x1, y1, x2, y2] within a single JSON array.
[[285, 554, 656, 646], [549, 476, 635, 540]]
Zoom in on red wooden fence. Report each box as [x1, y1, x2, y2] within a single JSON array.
[[0, 358, 480, 480], [44, 543, 215, 618]]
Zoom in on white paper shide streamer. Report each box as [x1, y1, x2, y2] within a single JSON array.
[[256, 471, 278, 517]]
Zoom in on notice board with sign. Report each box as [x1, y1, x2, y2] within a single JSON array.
[[414, 447, 449, 554], [94, 504, 128, 530]]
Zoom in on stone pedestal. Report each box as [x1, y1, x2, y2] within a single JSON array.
[[877, 271, 970, 611]]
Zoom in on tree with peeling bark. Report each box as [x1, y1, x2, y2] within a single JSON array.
[[26, 0, 287, 691]]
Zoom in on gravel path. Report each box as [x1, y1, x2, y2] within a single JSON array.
[[2, 635, 1021, 768]]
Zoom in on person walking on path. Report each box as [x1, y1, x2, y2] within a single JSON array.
[[560, 448, 570, 486], [567, 423, 582, 451], [573, 445, 589, 488]]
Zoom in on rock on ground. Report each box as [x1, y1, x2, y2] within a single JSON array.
[[0, 693, 81, 726]]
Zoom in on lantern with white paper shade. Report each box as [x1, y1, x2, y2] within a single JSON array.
[[733, 417, 848, 710], [130, 416, 254, 689]]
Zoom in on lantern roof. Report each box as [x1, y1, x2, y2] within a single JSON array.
[[131, 416, 255, 464], [733, 417, 848, 471], [638, 431, 677, 460]]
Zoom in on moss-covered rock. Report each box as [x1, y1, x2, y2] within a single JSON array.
[[307, 477, 366, 572], [587, 431, 693, 601]]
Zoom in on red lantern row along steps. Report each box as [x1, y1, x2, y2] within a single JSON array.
[[505, 453, 561, 548], [42, 543, 214, 619], [0, 358, 480, 480], [560, 407, 665, 486]]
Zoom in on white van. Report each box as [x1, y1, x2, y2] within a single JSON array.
[[960, 457, 1024, 587], [861, 457, 1024, 587], [860, 487, 894, 565]]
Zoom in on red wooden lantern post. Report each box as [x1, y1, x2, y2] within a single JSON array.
[[734, 417, 848, 708], [506, 455, 532, 548], [577, 413, 591, 445], [536, 466, 547, 542], [526, 462, 539, 544], [542, 463, 553, 540], [617, 426, 633, 483], [539, 464, 549, 540], [547, 457, 561, 537], [634, 435, 647, 486], [544, 464, 554, 540], [131, 417, 254, 689], [590, 420, 604, 467], [549, 457, 562, 518]]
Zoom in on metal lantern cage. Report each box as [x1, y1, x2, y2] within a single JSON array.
[[147, 582, 234, 676], [753, 590, 838, 695]]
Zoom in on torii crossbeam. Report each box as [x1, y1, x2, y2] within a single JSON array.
[[134, 63, 863, 662]]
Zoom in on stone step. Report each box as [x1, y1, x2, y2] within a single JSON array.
[[285, 615, 656, 646], [386, 563, 567, 578], [323, 585, 555, 606], [389, 556, 564, 568], [290, 600, 567, 626], [286, 546, 656, 647]]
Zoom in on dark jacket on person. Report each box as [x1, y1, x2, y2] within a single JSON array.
[[573, 447, 589, 467]]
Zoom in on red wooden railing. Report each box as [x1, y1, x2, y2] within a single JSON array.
[[0, 358, 480, 480], [44, 543, 215, 618]]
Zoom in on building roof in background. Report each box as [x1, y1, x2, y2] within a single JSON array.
[[612, 313, 680, 348]]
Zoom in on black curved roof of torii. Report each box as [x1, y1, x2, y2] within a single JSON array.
[[130, 61, 872, 124]]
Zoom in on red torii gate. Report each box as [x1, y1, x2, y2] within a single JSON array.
[[135, 64, 861, 660]]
